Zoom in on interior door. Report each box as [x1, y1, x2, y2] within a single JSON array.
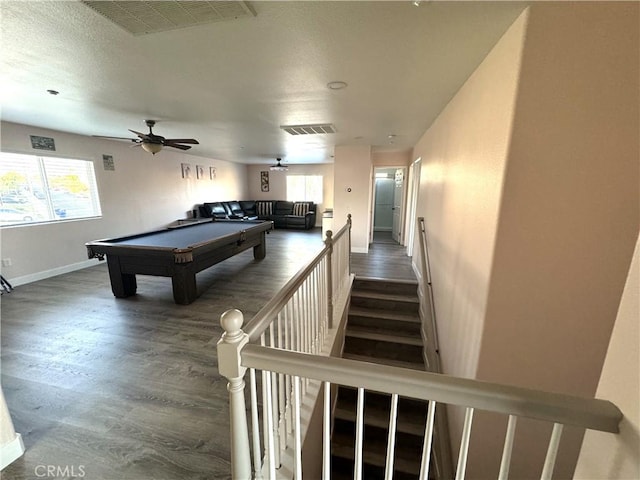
[[392, 168, 405, 243]]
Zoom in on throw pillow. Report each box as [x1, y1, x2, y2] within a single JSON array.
[[257, 201, 273, 216], [293, 202, 309, 216]]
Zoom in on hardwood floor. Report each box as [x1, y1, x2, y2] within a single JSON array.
[[1, 227, 415, 480]]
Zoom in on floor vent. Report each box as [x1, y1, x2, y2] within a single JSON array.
[[280, 123, 336, 135], [82, 1, 256, 36]]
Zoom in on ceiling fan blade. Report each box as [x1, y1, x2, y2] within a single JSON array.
[[164, 142, 192, 150], [164, 138, 199, 145], [128, 129, 149, 140], [93, 135, 140, 143]]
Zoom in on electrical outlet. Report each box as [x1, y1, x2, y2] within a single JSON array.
[[2, 258, 12, 267]]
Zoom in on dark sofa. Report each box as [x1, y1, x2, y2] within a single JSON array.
[[198, 200, 316, 230]]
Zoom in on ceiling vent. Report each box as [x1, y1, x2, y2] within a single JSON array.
[[280, 124, 336, 136], [82, 1, 256, 36]]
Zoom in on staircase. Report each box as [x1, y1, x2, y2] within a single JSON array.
[[332, 277, 433, 479]]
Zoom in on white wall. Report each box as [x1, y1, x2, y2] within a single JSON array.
[[0, 386, 23, 470], [574, 234, 640, 479], [245, 163, 334, 227], [475, 3, 639, 477], [411, 2, 639, 478], [0, 121, 247, 284], [412, 5, 526, 384], [333, 145, 372, 253]]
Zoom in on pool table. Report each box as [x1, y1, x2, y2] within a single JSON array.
[[86, 219, 273, 304]]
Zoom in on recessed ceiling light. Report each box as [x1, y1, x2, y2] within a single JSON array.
[[47, 89, 59, 95], [327, 81, 348, 90]]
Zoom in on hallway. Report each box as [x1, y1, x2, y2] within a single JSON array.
[[352, 232, 415, 282]]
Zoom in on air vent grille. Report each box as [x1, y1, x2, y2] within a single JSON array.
[[82, 1, 256, 36], [280, 124, 336, 135]]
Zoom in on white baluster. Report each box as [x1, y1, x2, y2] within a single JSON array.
[[324, 230, 334, 329], [264, 367, 276, 479], [322, 381, 331, 480], [217, 309, 251, 480], [293, 375, 303, 480], [540, 423, 563, 480], [277, 314, 287, 452], [455, 407, 474, 480], [285, 302, 293, 435], [384, 393, 399, 480], [268, 326, 281, 466], [498, 415, 518, 480], [249, 368, 263, 479], [354, 387, 365, 480], [419, 400, 437, 480]]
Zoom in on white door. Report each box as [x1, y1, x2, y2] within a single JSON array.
[[406, 158, 421, 256], [392, 168, 405, 243]]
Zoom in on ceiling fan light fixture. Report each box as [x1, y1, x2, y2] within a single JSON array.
[[270, 158, 288, 171], [141, 142, 163, 155]]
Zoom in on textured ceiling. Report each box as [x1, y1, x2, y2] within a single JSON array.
[[0, 1, 527, 165]]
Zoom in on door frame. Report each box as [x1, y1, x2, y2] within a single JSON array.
[[370, 166, 408, 245], [405, 157, 421, 256]]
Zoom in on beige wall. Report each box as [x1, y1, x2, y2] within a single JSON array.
[[333, 145, 373, 253], [0, 121, 247, 284], [412, 7, 527, 382], [474, 3, 639, 477], [412, 2, 638, 478], [574, 234, 639, 479], [245, 163, 334, 227], [372, 150, 411, 167]]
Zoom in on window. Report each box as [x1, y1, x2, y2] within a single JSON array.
[[0, 152, 101, 226], [286, 175, 323, 203]]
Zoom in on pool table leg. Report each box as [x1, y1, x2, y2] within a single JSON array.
[[106, 256, 137, 298], [253, 233, 266, 260], [172, 267, 197, 305]]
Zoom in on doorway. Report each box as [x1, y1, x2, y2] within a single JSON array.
[[372, 167, 406, 244]]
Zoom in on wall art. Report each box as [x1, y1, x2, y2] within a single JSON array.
[[30, 135, 55, 151]]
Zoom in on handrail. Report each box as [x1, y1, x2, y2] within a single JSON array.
[[418, 216, 441, 359], [241, 344, 623, 434], [243, 219, 351, 341]]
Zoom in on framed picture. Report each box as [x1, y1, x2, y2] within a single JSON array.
[[196, 165, 205, 179], [261, 171, 269, 192], [210, 167, 216, 179], [102, 154, 115, 171], [30, 135, 56, 151], [181, 163, 192, 179]]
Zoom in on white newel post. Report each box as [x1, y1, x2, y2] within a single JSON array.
[[324, 230, 334, 329], [218, 309, 252, 480]]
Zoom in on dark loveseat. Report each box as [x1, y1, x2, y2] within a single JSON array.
[[198, 200, 316, 230]]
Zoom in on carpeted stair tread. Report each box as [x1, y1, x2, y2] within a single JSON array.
[[348, 306, 421, 324], [342, 352, 424, 370], [334, 404, 425, 437], [331, 431, 422, 475], [354, 277, 419, 295], [346, 327, 423, 346], [351, 290, 419, 304]]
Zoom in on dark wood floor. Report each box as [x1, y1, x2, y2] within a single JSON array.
[[1, 227, 414, 480]]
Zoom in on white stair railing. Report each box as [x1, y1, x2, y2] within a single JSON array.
[[218, 214, 622, 479], [218, 216, 353, 479], [221, 342, 622, 480]]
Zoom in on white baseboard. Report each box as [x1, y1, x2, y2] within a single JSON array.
[[351, 247, 368, 254], [8, 259, 101, 287], [0, 433, 24, 471]]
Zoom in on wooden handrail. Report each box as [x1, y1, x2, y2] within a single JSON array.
[[240, 345, 623, 434]]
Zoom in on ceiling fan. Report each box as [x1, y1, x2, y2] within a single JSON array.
[[270, 158, 288, 171], [94, 120, 199, 155]]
